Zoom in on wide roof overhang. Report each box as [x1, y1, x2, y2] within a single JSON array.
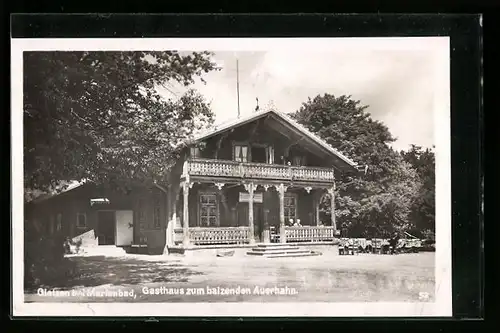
[[189, 109, 361, 174]]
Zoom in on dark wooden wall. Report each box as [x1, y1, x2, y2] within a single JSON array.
[[194, 121, 326, 167], [25, 184, 168, 250], [180, 184, 316, 229]]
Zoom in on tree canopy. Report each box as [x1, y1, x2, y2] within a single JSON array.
[[401, 144, 436, 237], [24, 51, 218, 197], [291, 94, 424, 237]]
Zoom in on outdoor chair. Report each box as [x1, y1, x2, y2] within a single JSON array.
[[371, 238, 389, 254], [339, 238, 359, 255], [350, 239, 361, 255]]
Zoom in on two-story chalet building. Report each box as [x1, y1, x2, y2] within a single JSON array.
[[24, 109, 362, 254]]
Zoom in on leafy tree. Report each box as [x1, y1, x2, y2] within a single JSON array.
[[24, 51, 218, 197], [401, 144, 435, 237], [291, 94, 421, 237]]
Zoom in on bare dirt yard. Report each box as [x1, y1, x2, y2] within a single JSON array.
[[24, 247, 435, 303]]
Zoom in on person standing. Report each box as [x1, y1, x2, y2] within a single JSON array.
[[390, 232, 400, 255], [341, 222, 348, 238]]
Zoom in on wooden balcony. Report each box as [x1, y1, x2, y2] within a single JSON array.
[[185, 158, 335, 183]]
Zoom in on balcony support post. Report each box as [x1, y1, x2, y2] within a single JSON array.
[[244, 183, 256, 244], [278, 183, 288, 243], [315, 190, 321, 226], [182, 181, 191, 247], [327, 183, 336, 232]]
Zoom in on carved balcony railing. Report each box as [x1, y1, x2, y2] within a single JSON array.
[[284, 226, 337, 243], [174, 226, 251, 246], [185, 158, 335, 183]]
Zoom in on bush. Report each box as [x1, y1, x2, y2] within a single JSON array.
[[24, 232, 77, 290], [63, 237, 83, 254]]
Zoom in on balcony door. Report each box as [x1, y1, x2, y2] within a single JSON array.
[[234, 142, 274, 164], [251, 146, 267, 163], [251, 144, 274, 164]]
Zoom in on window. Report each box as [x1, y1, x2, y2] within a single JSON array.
[[153, 196, 161, 228], [137, 199, 146, 230], [76, 213, 87, 228], [190, 147, 201, 158], [284, 194, 298, 224], [233, 144, 249, 162], [33, 218, 41, 233], [56, 213, 62, 231], [266, 146, 275, 164], [292, 156, 306, 166], [199, 193, 218, 227], [49, 215, 55, 234]]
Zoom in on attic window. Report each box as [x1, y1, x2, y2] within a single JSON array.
[[190, 147, 201, 158], [234, 145, 248, 162], [76, 213, 87, 228]]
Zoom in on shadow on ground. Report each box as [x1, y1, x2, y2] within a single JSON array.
[[25, 255, 205, 293], [25, 252, 435, 303]]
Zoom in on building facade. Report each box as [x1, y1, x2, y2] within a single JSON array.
[[25, 109, 361, 254]]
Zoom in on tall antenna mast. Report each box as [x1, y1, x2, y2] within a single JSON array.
[[236, 59, 240, 118]]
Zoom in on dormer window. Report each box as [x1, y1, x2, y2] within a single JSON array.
[[233, 145, 249, 162]]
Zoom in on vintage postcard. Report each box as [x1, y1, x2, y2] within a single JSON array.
[[12, 37, 452, 317]]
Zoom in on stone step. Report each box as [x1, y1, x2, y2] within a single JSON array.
[[247, 248, 312, 256], [251, 246, 300, 252], [256, 243, 294, 248], [247, 242, 323, 258], [266, 251, 322, 258], [247, 250, 322, 258]]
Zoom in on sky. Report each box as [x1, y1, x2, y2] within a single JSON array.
[[157, 39, 447, 152]]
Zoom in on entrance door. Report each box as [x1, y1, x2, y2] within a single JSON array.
[[253, 204, 264, 242], [115, 210, 134, 246], [237, 203, 264, 241], [97, 211, 115, 245]]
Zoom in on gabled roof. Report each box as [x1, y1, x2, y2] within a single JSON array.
[[27, 180, 88, 204], [189, 109, 359, 169]]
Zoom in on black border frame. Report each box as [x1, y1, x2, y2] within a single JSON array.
[[8, 13, 484, 327]]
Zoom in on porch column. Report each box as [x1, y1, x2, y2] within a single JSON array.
[[182, 182, 190, 246], [167, 184, 177, 247], [278, 183, 287, 243], [245, 183, 256, 244], [166, 185, 172, 246], [328, 184, 336, 232], [315, 191, 321, 226]]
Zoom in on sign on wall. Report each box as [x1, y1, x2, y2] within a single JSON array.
[[239, 192, 263, 203]]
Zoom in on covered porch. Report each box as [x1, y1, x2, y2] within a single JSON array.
[[166, 163, 340, 249]]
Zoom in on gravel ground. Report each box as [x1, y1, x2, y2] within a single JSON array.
[[25, 248, 435, 303]]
